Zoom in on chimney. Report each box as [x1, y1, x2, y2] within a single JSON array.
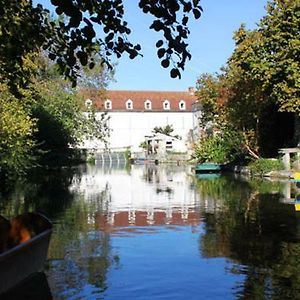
[[188, 87, 195, 95]]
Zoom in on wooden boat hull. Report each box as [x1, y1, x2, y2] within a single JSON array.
[[0, 214, 52, 295]]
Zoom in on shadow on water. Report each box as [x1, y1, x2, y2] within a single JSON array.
[[0, 167, 80, 219], [0, 272, 52, 300]]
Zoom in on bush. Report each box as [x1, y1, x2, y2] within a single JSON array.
[[194, 128, 245, 163], [248, 158, 284, 176]]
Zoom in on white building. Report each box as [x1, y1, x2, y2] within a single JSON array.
[[80, 89, 197, 153]]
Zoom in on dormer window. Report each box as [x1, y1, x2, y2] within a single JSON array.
[[163, 100, 170, 110], [85, 98, 92, 108], [144, 100, 152, 110], [179, 100, 186, 110], [126, 99, 133, 110], [105, 99, 112, 110]]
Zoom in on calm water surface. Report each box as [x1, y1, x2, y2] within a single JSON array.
[[1, 164, 300, 299]]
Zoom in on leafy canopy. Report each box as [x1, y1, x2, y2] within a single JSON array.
[[194, 0, 300, 159], [0, 0, 202, 87], [0, 83, 36, 175]]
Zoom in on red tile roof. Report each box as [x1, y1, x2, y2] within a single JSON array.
[[81, 90, 197, 112]]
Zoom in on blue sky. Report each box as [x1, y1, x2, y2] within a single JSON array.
[[34, 0, 268, 91]]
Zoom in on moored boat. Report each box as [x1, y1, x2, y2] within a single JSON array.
[[194, 162, 223, 173], [0, 212, 52, 295]]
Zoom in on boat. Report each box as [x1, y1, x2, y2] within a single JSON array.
[[0, 212, 52, 295], [194, 162, 223, 173]]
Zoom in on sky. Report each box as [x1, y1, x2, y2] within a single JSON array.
[[34, 0, 268, 91]]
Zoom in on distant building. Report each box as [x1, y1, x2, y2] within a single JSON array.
[[144, 133, 185, 155], [80, 89, 197, 153]]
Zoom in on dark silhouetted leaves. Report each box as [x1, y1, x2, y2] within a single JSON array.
[[157, 48, 166, 58], [170, 68, 180, 78], [193, 8, 201, 19], [156, 40, 164, 48], [1, 0, 202, 86], [161, 59, 170, 68]]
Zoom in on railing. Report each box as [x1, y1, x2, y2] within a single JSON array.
[[278, 148, 300, 171]]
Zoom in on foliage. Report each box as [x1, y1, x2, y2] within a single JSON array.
[[30, 77, 110, 165], [76, 54, 115, 90], [195, 73, 228, 125], [124, 148, 131, 162], [0, 1, 49, 89], [32, 81, 82, 149], [1, 0, 202, 86], [195, 0, 300, 158], [194, 128, 246, 163], [0, 45, 112, 174], [139, 141, 148, 150], [0, 84, 36, 175], [152, 124, 181, 139], [248, 158, 284, 176], [258, 0, 300, 114], [225, 0, 300, 149]]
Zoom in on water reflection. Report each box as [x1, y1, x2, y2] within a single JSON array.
[[196, 175, 300, 299], [1, 165, 300, 299]]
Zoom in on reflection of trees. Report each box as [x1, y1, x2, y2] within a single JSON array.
[[0, 166, 117, 299], [0, 167, 79, 219], [46, 183, 118, 299], [196, 175, 300, 299]]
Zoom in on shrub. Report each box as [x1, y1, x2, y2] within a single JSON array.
[[248, 158, 284, 176], [194, 128, 245, 163]]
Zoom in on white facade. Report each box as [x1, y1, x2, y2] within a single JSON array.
[[107, 112, 192, 152], [80, 89, 197, 153], [83, 111, 193, 152]]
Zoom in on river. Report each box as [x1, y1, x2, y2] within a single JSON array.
[[1, 163, 300, 299]]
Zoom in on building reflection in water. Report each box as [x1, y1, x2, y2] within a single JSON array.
[[70, 163, 201, 234]]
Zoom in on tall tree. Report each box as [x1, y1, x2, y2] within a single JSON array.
[[224, 0, 300, 155], [196, 0, 300, 157]]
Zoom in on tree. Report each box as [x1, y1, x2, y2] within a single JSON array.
[[257, 0, 300, 114], [30, 71, 110, 165], [0, 0, 203, 88], [0, 51, 111, 173], [224, 0, 300, 156], [76, 54, 114, 90], [195, 0, 300, 158], [152, 124, 181, 139], [0, 83, 36, 175], [195, 73, 230, 126]]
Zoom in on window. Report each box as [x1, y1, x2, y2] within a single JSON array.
[[166, 141, 173, 149], [85, 98, 92, 108], [144, 100, 152, 110], [163, 100, 170, 110], [126, 99, 133, 110], [179, 100, 186, 110], [105, 99, 112, 110]]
